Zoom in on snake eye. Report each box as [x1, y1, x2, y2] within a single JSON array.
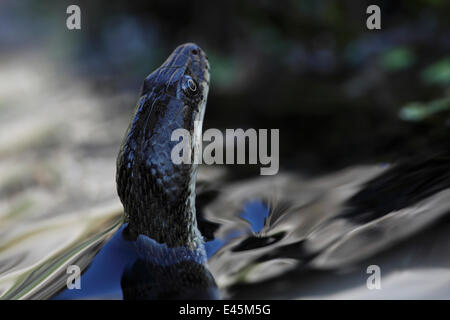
[[187, 79, 197, 91], [182, 75, 198, 95]]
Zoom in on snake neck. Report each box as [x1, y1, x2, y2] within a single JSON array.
[[116, 43, 209, 250], [122, 167, 203, 250]]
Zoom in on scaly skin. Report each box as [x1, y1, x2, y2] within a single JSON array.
[[116, 43, 210, 249]]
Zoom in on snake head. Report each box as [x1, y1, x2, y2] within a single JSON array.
[[116, 43, 210, 247]]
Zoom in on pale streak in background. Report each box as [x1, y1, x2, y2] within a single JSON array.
[[0, 52, 125, 299]]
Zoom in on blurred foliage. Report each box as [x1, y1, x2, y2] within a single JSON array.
[[379, 47, 416, 71], [207, 52, 240, 91], [400, 97, 450, 121], [422, 58, 450, 87]]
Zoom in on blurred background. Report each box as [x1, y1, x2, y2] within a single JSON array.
[[0, 0, 449, 299]]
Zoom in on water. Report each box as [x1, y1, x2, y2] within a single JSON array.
[[0, 51, 449, 300], [2, 164, 449, 299]]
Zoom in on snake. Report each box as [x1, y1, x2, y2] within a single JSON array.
[[116, 43, 215, 299], [53, 43, 217, 300]]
